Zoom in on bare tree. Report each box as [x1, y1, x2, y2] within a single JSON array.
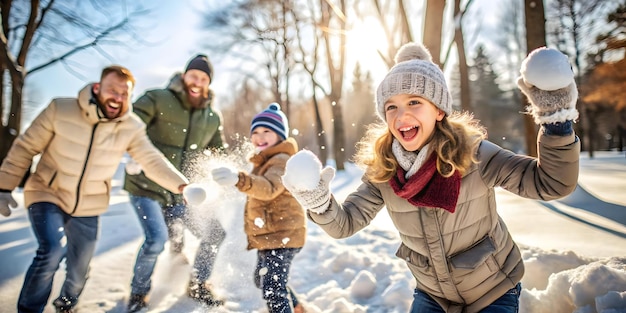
[[442, 0, 476, 112], [292, 1, 330, 164], [200, 1, 299, 115], [319, 0, 348, 170], [0, 0, 151, 163], [423, 0, 446, 65], [547, 0, 619, 157], [365, 0, 414, 68], [519, 0, 546, 157]]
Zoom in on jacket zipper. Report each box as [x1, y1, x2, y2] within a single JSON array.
[[181, 109, 194, 167], [435, 211, 464, 304], [72, 123, 98, 214]]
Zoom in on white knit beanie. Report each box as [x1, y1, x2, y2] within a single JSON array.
[[375, 42, 453, 120]]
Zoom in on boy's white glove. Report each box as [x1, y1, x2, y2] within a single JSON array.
[[0, 191, 18, 217], [517, 47, 579, 125], [282, 150, 335, 214], [125, 158, 142, 175], [211, 167, 239, 186]]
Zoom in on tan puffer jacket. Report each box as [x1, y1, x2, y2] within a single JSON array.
[[235, 138, 306, 250], [309, 130, 580, 313], [0, 84, 188, 217]]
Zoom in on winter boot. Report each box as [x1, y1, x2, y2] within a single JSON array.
[[127, 293, 148, 313], [187, 280, 224, 306], [52, 296, 77, 313]]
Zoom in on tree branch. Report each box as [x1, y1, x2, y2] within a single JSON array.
[[27, 17, 129, 76]]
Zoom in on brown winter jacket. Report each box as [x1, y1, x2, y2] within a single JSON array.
[[0, 84, 188, 217], [309, 128, 580, 313], [235, 138, 306, 250]]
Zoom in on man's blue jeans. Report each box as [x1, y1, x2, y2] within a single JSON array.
[[17, 202, 99, 313], [129, 196, 226, 295], [255, 248, 301, 313], [129, 195, 169, 296], [409, 283, 522, 313]]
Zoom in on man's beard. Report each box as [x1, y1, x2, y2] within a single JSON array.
[[184, 83, 208, 108], [97, 95, 123, 119]]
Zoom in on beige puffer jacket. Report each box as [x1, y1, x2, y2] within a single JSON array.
[[309, 129, 579, 313], [0, 84, 188, 217]]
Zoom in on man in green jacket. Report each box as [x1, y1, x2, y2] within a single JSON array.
[[123, 55, 226, 312]]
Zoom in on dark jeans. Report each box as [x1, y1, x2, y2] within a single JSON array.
[[409, 283, 522, 313], [18, 202, 99, 313], [255, 248, 301, 313], [129, 196, 226, 295]]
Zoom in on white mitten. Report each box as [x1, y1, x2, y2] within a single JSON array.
[[182, 183, 208, 206], [518, 47, 579, 125], [0, 191, 18, 217], [125, 157, 143, 175], [282, 150, 335, 214], [211, 167, 239, 186]]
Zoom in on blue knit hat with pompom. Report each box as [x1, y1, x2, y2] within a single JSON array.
[[250, 103, 289, 140]]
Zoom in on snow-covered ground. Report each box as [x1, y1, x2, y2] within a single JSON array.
[[0, 151, 625, 313]]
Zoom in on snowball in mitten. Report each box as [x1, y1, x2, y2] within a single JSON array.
[[211, 167, 239, 186], [282, 150, 335, 214], [518, 47, 579, 125], [125, 158, 142, 175], [0, 191, 17, 217], [282, 149, 322, 190], [182, 183, 207, 206]]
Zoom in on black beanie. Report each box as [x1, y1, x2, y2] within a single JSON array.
[[185, 54, 213, 82]]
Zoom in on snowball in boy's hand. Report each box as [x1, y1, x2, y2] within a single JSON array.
[[283, 150, 322, 190], [183, 183, 207, 206], [520, 47, 574, 91]]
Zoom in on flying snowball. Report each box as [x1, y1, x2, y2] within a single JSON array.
[[520, 47, 574, 91], [183, 183, 207, 206], [283, 149, 322, 190]]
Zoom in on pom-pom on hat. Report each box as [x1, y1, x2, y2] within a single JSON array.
[[375, 42, 453, 120], [250, 103, 289, 140], [185, 54, 213, 82]]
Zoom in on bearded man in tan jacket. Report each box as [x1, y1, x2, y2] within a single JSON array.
[[0, 65, 189, 313]]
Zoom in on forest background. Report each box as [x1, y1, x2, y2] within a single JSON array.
[[1, 0, 625, 168]]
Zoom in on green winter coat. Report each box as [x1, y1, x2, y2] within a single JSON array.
[[124, 74, 224, 206]]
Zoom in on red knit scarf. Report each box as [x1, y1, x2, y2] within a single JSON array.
[[388, 154, 461, 213]]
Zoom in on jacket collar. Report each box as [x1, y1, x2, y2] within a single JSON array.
[[249, 137, 298, 167]]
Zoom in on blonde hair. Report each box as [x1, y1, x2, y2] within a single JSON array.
[[101, 65, 135, 87], [354, 111, 486, 183]]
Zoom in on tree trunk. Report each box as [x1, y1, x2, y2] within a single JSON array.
[[453, 0, 471, 112], [311, 88, 328, 166], [423, 0, 445, 66], [1, 68, 25, 163], [331, 98, 346, 170], [522, 0, 544, 157]]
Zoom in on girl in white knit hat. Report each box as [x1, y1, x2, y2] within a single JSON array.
[[281, 42, 580, 312]]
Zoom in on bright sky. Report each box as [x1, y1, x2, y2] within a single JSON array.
[[21, 0, 399, 126], [23, 0, 209, 122]]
